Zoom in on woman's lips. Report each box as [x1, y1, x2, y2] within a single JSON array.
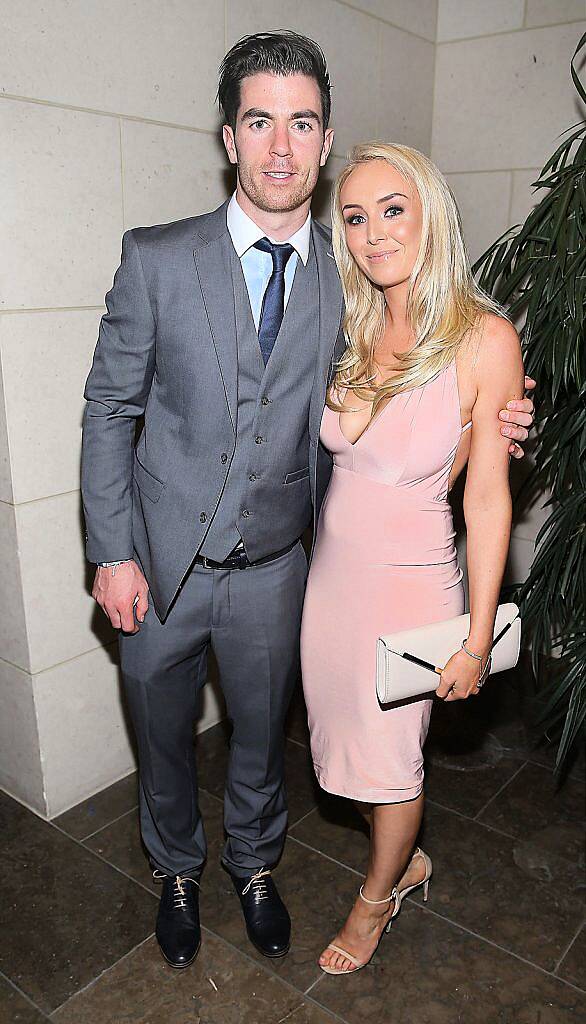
[[366, 250, 400, 261]]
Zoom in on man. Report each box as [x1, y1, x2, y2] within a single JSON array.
[[81, 31, 534, 969]]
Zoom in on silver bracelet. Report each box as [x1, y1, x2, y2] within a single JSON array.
[[98, 559, 131, 576], [461, 639, 484, 662]]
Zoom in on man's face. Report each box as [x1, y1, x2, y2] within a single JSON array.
[[223, 72, 334, 215]]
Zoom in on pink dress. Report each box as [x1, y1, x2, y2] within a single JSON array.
[[300, 362, 469, 803]]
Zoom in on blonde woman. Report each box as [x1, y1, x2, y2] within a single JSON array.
[[300, 143, 524, 975]]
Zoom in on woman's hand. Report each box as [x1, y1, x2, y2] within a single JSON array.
[[435, 647, 489, 701]]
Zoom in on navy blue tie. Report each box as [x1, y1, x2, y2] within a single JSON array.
[[254, 237, 294, 365]]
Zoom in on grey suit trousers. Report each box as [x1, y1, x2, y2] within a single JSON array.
[[119, 542, 308, 878]]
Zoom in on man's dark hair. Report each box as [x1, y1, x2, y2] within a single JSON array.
[[218, 30, 331, 131]]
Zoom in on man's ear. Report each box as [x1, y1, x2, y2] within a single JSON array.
[[222, 124, 238, 166], [320, 127, 335, 168]]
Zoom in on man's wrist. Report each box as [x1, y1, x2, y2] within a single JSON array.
[[97, 559, 132, 568]]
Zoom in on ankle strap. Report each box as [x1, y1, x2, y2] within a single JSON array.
[[359, 883, 397, 906]]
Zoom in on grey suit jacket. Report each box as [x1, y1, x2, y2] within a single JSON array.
[[81, 201, 345, 620]]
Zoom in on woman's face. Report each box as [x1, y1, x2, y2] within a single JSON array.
[[340, 160, 423, 291]]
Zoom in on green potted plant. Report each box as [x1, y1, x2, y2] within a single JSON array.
[[474, 33, 586, 773]]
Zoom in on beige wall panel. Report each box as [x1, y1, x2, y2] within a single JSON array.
[[122, 121, 230, 230], [0, 501, 29, 672], [350, 0, 437, 41], [0, 101, 122, 310], [226, 0, 380, 157], [432, 22, 586, 172], [0, 311, 101, 504], [510, 168, 547, 226], [0, 352, 13, 504], [17, 492, 115, 674], [33, 643, 135, 818], [437, 0, 524, 42], [379, 25, 435, 154], [525, 1, 586, 29], [0, 1, 224, 132], [444, 171, 512, 264], [0, 660, 45, 814]]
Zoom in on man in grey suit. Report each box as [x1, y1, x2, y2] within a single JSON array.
[[81, 31, 534, 969]]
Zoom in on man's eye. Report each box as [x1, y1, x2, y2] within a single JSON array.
[[293, 121, 312, 132], [250, 119, 269, 130]]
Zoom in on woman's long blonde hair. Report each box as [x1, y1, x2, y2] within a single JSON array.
[[329, 142, 505, 411]]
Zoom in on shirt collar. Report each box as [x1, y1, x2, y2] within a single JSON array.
[[227, 192, 311, 265]]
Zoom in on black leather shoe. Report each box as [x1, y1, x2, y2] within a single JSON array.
[[231, 868, 291, 958], [154, 873, 201, 968]]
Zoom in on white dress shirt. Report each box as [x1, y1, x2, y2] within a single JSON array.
[[226, 192, 311, 331]]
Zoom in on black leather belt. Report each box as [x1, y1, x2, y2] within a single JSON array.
[[195, 541, 297, 571]]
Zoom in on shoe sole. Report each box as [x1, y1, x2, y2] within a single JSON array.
[[247, 931, 290, 959], [159, 939, 201, 969]]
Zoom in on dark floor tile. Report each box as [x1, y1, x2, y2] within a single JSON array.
[[195, 722, 231, 799], [53, 773, 138, 840], [312, 900, 586, 1024], [52, 932, 337, 1024], [417, 802, 584, 973], [0, 975, 47, 1023], [0, 790, 156, 1014], [200, 805, 361, 992], [285, 740, 321, 826], [196, 722, 319, 826], [289, 798, 370, 875], [557, 924, 586, 991], [424, 696, 528, 820], [84, 808, 158, 895], [285, 684, 311, 746], [478, 761, 585, 838]]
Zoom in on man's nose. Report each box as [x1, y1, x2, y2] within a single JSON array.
[[270, 126, 293, 157]]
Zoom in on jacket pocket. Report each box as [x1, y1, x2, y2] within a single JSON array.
[[284, 467, 310, 484], [133, 455, 165, 503]]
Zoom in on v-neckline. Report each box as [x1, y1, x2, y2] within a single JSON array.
[[336, 389, 396, 448]]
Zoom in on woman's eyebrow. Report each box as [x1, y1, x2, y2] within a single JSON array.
[[342, 192, 409, 212]]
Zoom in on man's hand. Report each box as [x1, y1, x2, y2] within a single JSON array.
[[92, 559, 149, 633], [499, 375, 535, 459]]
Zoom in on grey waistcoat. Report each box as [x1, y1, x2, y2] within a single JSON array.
[[201, 238, 319, 561]]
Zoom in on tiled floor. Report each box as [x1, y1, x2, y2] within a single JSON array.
[[1, 668, 584, 1023]]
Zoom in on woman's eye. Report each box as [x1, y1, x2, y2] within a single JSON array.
[[384, 205, 403, 218], [345, 214, 366, 225]]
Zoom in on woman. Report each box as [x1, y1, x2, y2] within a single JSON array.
[[300, 143, 524, 975]]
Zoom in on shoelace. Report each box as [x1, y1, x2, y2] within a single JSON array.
[[152, 870, 199, 911], [242, 868, 271, 900]]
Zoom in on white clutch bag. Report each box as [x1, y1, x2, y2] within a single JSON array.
[[376, 603, 521, 705]]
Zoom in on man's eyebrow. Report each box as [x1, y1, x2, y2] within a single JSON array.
[[290, 109, 321, 122], [241, 107, 272, 121], [342, 192, 409, 212]]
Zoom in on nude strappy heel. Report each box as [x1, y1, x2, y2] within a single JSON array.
[[319, 885, 399, 976], [394, 847, 432, 915]]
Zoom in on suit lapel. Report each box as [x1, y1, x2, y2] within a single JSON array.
[[193, 206, 237, 430], [310, 221, 344, 441]]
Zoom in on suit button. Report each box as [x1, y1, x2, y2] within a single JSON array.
[[249, 473, 257, 482], [261, 396, 270, 406], [199, 512, 207, 523], [242, 509, 251, 518], [220, 453, 228, 464], [255, 436, 263, 445]]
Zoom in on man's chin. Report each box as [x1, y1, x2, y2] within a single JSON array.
[[245, 180, 312, 215]]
